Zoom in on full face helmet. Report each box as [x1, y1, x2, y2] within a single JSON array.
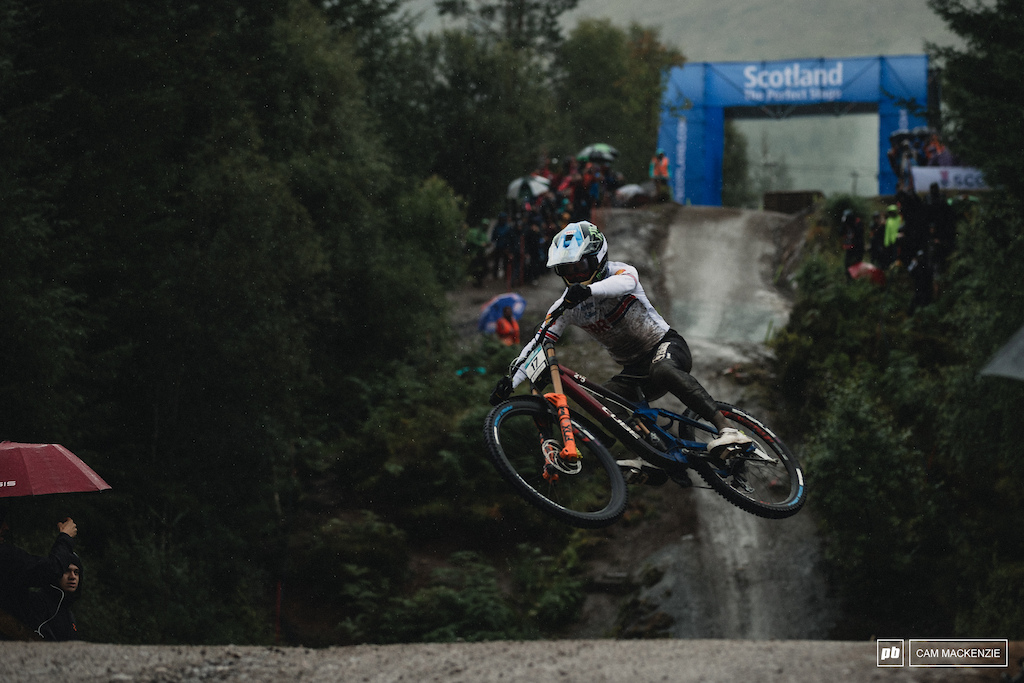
[[547, 221, 609, 285]]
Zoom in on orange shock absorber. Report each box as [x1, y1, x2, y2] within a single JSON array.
[[544, 392, 580, 460]]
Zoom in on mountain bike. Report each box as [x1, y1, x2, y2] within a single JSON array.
[[483, 303, 806, 528]]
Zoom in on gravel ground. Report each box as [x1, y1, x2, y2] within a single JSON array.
[[2, 639, 1018, 682]]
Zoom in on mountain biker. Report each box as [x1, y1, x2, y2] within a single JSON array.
[[489, 220, 752, 485]]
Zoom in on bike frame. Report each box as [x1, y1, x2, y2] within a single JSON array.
[[546, 362, 712, 472], [516, 321, 717, 478]]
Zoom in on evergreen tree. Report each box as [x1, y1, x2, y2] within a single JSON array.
[[553, 19, 683, 182], [929, 0, 1024, 198], [436, 0, 579, 52]]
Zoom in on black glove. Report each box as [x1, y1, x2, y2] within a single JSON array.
[[564, 284, 592, 307], [489, 376, 513, 406]]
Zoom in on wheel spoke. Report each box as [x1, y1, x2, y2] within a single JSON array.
[[484, 397, 627, 528], [684, 403, 806, 519]]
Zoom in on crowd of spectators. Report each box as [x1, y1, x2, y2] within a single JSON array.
[[887, 126, 957, 193], [845, 180, 972, 314], [465, 155, 629, 290], [836, 126, 982, 314]]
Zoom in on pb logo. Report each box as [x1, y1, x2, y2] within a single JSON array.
[[877, 639, 905, 667]]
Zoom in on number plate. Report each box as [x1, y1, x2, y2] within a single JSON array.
[[524, 345, 548, 383]]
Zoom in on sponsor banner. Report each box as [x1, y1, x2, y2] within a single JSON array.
[[660, 55, 928, 204], [911, 166, 989, 191], [910, 640, 1008, 668], [674, 118, 687, 202], [702, 56, 895, 107]]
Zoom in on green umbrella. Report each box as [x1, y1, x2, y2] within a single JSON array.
[[576, 143, 619, 162]]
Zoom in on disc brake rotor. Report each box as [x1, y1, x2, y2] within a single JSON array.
[[542, 439, 582, 475]]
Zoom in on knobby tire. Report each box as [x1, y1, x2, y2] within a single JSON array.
[[484, 395, 628, 528], [688, 402, 806, 519]]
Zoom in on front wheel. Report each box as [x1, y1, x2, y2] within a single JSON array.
[[687, 402, 806, 519], [484, 395, 628, 528]]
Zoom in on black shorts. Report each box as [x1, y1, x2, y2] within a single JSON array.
[[603, 330, 717, 421]]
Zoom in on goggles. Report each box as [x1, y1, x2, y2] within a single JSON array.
[[555, 257, 598, 284]]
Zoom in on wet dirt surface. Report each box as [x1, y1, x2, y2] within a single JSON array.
[[648, 206, 837, 640]]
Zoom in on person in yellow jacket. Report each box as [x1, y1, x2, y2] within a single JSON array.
[[883, 204, 905, 265]]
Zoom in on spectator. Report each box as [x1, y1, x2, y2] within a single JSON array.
[[911, 126, 931, 166], [886, 130, 907, 179], [868, 211, 888, 268], [0, 509, 78, 641], [491, 212, 519, 286], [925, 182, 957, 280], [924, 132, 953, 166], [588, 169, 603, 208], [495, 306, 521, 346], [897, 140, 917, 192], [13, 553, 82, 641], [570, 174, 591, 222], [883, 204, 904, 268], [604, 168, 625, 196], [840, 209, 865, 274], [897, 191, 933, 313], [465, 219, 491, 287], [523, 215, 546, 284], [649, 148, 670, 200]]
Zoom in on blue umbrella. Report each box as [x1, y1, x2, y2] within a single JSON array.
[[478, 293, 527, 334]]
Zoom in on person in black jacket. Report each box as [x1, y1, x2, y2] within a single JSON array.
[[0, 508, 78, 640], [16, 552, 82, 640], [840, 209, 865, 274]]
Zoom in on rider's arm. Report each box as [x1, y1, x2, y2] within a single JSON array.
[[588, 266, 639, 299], [510, 297, 570, 388]]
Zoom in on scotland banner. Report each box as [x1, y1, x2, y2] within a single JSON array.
[[659, 55, 930, 205]]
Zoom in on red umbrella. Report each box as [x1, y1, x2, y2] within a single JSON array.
[[0, 441, 111, 498], [848, 261, 886, 286]]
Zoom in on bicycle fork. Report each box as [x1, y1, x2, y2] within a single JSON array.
[[539, 346, 580, 481]]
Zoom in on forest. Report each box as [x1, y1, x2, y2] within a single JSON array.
[[0, 0, 681, 643], [1, 0, 1022, 644], [770, 0, 1024, 637]]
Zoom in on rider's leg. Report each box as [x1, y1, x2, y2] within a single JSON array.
[[647, 331, 751, 457], [602, 373, 671, 486]]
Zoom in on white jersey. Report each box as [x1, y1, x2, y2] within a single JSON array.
[[512, 262, 669, 387]]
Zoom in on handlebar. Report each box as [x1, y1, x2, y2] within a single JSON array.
[[507, 301, 570, 379]]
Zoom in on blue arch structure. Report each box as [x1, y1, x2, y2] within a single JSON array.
[[657, 55, 929, 205]]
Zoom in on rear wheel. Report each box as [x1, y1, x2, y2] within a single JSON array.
[[686, 402, 806, 519], [484, 396, 627, 528]]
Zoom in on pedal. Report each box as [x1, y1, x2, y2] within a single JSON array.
[[708, 443, 745, 467], [620, 464, 668, 487], [620, 466, 643, 484]]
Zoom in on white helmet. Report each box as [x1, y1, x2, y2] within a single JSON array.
[[547, 221, 609, 285]]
